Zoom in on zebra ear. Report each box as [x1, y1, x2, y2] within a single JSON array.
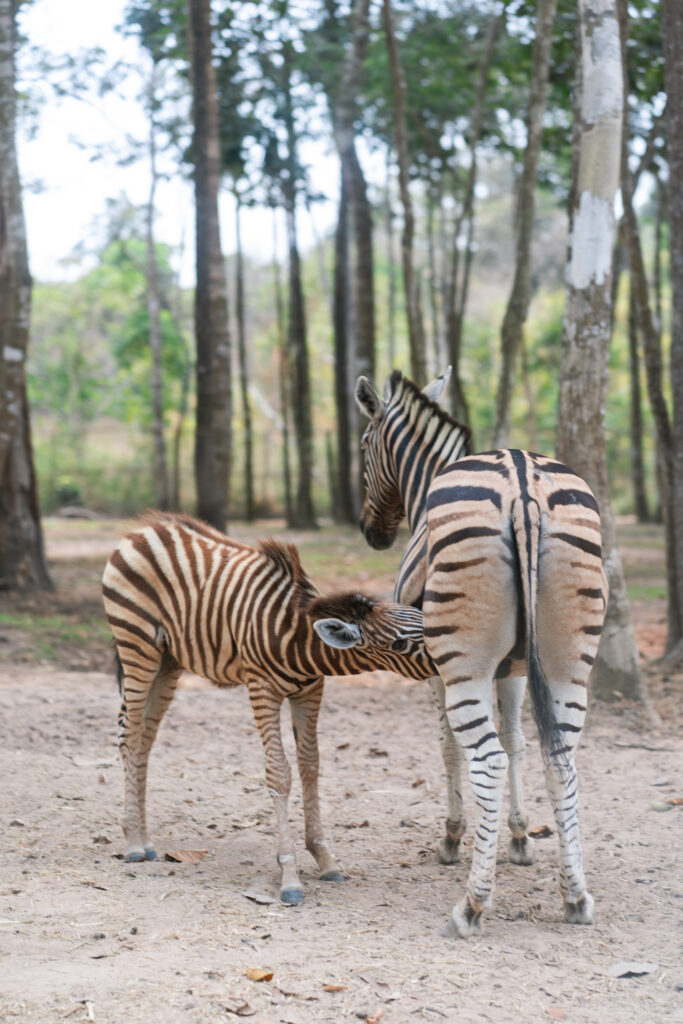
[[422, 366, 452, 404], [355, 376, 384, 422], [313, 618, 362, 649]]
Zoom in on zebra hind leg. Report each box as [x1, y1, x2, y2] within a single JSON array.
[[497, 675, 535, 866], [440, 679, 508, 940], [428, 675, 466, 864], [119, 647, 181, 862]]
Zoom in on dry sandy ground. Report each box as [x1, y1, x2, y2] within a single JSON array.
[[0, 661, 681, 1024]]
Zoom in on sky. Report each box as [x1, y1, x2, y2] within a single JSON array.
[[17, 0, 339, 285]]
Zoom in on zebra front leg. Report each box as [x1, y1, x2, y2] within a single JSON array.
[[248, 683, 303, 904], [441, 680, 508, 939], [288, 681, 343, 883], [497, 675, 535, 866], [428, 675, 466, 864]]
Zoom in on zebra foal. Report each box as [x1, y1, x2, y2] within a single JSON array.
[[102, 512, 435, 904], [355, 370, 607, 937]]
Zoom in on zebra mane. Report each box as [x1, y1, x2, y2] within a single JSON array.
[[305, 591, 377, 622], [257, 538, 318, 604], [387, 369, 473, 454]]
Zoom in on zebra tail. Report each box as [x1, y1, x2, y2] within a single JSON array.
[[113, 641, 124, 696], [511, 498, 561, 760]]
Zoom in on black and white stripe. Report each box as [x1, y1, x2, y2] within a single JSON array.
[[356, 371, 607, 936], [102, 511, 435, 904]]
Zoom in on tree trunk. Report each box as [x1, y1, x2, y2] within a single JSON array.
[[556, 0, 645, 704], [382, 0, 425, 385], [445, 9, 500, 423], [619, 0, 680, 652], [492, 0, 558, 449], [662, 0, 683, 661], [0, 0, 52, 591], [234, 190, 254, 521], [385, 147, 397, 370], [187, 0, 232, 531], [627, 278, 649, 522], [272, 211, 293, 526], [282, 48, 316, 529], [333, 172, 354, 525], [145, 62, 170, 511]]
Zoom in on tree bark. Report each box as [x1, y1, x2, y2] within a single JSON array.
[[333, 172, 354, 524], [282, 46, 316, 529], [382, 0, 425, 385], [556, 0, 644, 704], [187, 0, 232, 531], [492, 0, 558, 449], [271, 209, 293, 526], [145, 61, 170, 511], [662, 0, 683, 661], [0, 0, 52, 591], [234, 190, 254, 521]]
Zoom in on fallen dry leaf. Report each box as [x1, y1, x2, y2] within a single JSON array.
[[411, 777, 426, 788], [163, 849, 208, 863], [546, 1009, 566, 1020], [322, 983, 347, 992], [366, 1009, 385, 1024], [242, 889, 276, 905], [336, 742, 350, 750], [223, 1002, 256, 1017], [245, 967, 273, 982], [528, 824, 553, 838], [369, 747, 389, 757], [606, 961, 659, 979], [667, 797, 683, 805]]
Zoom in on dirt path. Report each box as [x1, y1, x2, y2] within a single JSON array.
[[1, 663, 681, 1024]]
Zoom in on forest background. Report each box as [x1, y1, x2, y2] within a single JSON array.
[[1, 0, 682, 707]]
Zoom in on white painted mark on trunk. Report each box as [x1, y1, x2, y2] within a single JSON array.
[[567, 191, 614, 289]]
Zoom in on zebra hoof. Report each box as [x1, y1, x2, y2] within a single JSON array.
[[564, 891, 595, 925], [442, 899, 482, 940], [144, 847, 158, 861], [320, 870, 344, 882], [124, 849, 146, 863], [509, 835, 536, 866], [435, 835, 462, 865], [280, 887, 303, 906]]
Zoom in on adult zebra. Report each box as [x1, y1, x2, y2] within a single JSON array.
[[102, 512, 435, 904], [355, 370, 606, 937]]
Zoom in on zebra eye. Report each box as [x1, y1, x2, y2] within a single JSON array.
[[391, 637, 409, 652]]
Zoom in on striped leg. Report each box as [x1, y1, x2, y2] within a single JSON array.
[[497, 675, 535, 866], [289, 681, 343, 883], [428, 675, 466, 864], [441, 678, 508, 939], [119, 652, 181, 862], [247, 681, 302, 904]]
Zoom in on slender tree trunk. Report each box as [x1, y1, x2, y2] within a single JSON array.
[[145, 63, 170, 511], [187, 0, 232, 530], [662, 0, 683, 661], [234, 190, 254, 521], [492, 0, 558, 449], [282, 49, 316, 529], [385, 147, 397, 370], [0, 0, 51, 591], [557, 0, 645, 704], [333, 172, 354, 524], [426, 182, 441, 374], [627, 278, 649, 522], [382, 0, 425, 385], [272, 210, 293, 526], [445, 8, 500, 422]]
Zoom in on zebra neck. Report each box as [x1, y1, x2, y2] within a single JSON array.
[[392, 403, 467, 532]]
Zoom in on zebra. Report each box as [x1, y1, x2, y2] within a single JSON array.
[[355, 370, 607, 937], [101, 511, 435, 905]]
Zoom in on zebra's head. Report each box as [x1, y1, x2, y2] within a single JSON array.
[[312, 597, 436, 679], [355, 368, 452, 549]]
